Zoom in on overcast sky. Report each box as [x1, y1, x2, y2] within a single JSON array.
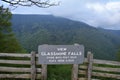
[[1, 0, 120, 30]]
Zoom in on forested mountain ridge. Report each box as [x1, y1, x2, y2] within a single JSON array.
[[11, 14, 120, 60]]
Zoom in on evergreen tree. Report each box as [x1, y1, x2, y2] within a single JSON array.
[[0, 6, 25, 53]]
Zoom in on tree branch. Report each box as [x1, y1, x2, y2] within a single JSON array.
[[1, 0, 58, 8]]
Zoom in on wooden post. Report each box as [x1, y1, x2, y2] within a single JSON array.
[[31, 51, 36, 80], [41, 44, 48, 80], [41, 64, 47, 80], [72, 64, 79, 80], [71, 43, 79, 80], [87, 52, 93, 80]]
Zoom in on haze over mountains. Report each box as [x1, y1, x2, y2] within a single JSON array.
[[11, 14, 120, 60]]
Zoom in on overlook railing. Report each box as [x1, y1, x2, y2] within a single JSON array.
[[0, 52, 120, 80]]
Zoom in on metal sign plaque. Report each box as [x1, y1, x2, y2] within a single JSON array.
[[38, 45, 84, 64]]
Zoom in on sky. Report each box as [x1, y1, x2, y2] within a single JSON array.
[[1, 0, 120, 30]]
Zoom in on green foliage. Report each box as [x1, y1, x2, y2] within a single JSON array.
[[0, 6, 25, 53], [117, 49, 120, 61], [0, 6, 11, 27], [48, 65, 72, 80]]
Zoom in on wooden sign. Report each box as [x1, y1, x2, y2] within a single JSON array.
[[38, 45, 84, 64]]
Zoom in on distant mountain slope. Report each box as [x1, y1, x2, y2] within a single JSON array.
[[11, 14, 120, 60]]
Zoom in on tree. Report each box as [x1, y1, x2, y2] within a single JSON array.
[[0, 6, 25, 53], [1, 0, 58, 8], [117, 49, 120, 61]]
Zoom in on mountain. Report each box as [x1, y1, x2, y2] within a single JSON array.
[[11, 14, 120, 60]]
